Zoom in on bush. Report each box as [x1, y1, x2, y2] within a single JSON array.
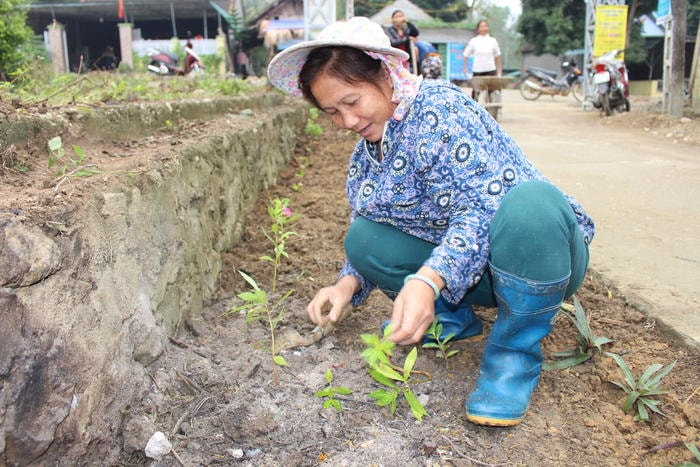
[[0, 0, 35, 80]]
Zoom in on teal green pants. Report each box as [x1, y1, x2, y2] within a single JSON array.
[[344, 180, 589, 306]]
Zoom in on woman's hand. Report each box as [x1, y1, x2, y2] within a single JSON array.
[[388, 267, 444, 345], [306, 275, 360, 327]]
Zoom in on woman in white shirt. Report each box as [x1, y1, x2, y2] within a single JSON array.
[[463, 20, 502, 98]]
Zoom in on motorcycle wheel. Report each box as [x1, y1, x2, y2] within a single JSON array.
[[571, 82, 582, 102], [600, 93, 613, 116], [519, 76, 543, 101]]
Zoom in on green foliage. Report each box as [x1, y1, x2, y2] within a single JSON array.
[[304, 107, 323, 138], [361, 330, 429, 420], [0, 0, 35, 80], [227, 198, 299, 367], [315, 369, 353, 411], [47, 136, 93, 176], [544, 295, 612, 370], [518, 0, 586, 56], [605, 352, 676, 422], [422, 319, 459, 368]]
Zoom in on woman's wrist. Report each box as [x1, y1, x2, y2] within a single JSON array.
[[404, 274, 441, 301]]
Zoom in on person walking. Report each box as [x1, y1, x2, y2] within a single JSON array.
[[267, 16, 594, 427], [463, 20, 502, 98]]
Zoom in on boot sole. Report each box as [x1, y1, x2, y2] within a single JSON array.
[[466, 413, 524, 427]]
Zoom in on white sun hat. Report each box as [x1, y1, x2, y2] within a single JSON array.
[[266, 16, 409, 97]]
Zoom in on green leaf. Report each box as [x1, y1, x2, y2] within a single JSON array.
[[316, 388, 333, 398], [238, 270, 260, 290], [637, 363, 663, 386], [543, 352, 591, 370], [273, 355, 287, 366], [446, 350, 459, 358], [606, 352, 637, 389], [684, 442, 700, 461], [334, 386, 352, 395], [328, 399, 342, 411], [368, 368, 397, 388], [369, 389, 397, 407], [622, 390, 640, 414], [48, 136, 62, 151], [72, 145, 85, 159], [422, 342, 439, 349], [635, 400, 649, 421], [403, 347, 418, 379], [325, 369, 334, 383], [260, 255, 274, 262], [643, 360, 676, 389], [374, 362, 404, 382], [404, 388, 428, 420]]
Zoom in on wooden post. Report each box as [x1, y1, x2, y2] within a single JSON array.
[[118, 23, 134, 70], [663, 0, 687, 117], [47, 22, 68, 74]]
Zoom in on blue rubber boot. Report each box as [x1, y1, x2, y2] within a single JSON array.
[[466, 264, 569, 426], [381, 297, 483, 343]]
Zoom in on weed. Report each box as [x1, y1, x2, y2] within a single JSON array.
[[422, 319, 459, 368], [304, 107, 323, 137], [315, 369, 352, 411], [605, 351, 676, 422], [47, 136, 96, 176], [544, 295, 612, 370], [361, 328, 430, 420], [227, 198, 299, 366]]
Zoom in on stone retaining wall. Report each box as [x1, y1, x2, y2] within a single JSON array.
[[0, 94, 306, 464]]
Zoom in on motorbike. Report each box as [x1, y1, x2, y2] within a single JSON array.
[[147, 47, 204, 76], [519, 59, 583, 102], [147, 48, 181, 75], [591, 49, 630, 116]]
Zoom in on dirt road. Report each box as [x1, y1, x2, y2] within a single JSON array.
[[495, 89, 700, 347]]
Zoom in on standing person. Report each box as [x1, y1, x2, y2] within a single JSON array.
[[463, 20, 502, 98], [385, 10, 419, 73], [267, 17, 594, 427]]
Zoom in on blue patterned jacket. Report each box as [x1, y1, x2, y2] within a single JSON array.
[[340, 79, 594, 305]]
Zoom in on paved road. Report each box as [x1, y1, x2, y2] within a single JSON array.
[[494, 89, 699, 348]]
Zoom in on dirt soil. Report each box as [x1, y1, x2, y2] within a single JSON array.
[[3, 95, 699, 466]]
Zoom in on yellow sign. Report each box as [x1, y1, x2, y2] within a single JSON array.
[[594, 5, 628, 59]]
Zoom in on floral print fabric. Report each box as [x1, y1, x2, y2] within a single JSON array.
[[340, 79, 595, 305]]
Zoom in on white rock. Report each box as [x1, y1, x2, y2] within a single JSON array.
[[144, 431, 172, 460], [227, 448, 245, 459]]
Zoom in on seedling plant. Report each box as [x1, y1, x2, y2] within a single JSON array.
[[544, 295, 613, 370], [47, 136, 95, 176], [304, 107, 323, 137], [315, 369, 352, 411], [361, 327, 430, 420], [228, 198, 298, 366], [422, 319, 459, 368], [605, 351, 676, 422]]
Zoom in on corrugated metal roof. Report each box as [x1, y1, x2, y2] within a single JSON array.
[[27, 0, 231, 21]]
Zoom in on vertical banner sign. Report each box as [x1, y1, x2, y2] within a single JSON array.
[[655, 0, 671, 24], [594, 5, 628, 59]]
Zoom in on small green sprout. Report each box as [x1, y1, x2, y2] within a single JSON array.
[[605, 351, 676, 422], [422, 319, 459, 368], [315, 369, 352, 411], [544, 295, 612, 370], [47, 136, 91, 176], [361, 328, 430, 420], [304, 107, 323, 137]]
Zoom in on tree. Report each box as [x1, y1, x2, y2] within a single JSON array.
[[0, 0, 34, 80], [518, 0, 586, 56]]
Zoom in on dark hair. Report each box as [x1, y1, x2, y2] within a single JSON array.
[[299, 46, 384, 109], [475, 20, 489, 32], [391, 10, 404, 18]]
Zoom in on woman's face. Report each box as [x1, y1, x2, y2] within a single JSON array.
[[391, 12, 407, 28], [310, 69, 396, 143], [477, 21, 490, 35]]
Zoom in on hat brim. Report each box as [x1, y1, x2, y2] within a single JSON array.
[[267, 39, 409, 97]]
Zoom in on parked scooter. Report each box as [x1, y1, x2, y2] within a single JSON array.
[[519, 59, 583, 101], [147, 48, 182, 75], [591, 49, 630, 116]]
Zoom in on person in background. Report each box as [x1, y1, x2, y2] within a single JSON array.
[[463, 20, 502, 98], [93, 45, 118, 71], [267, 17, 594, 427], [416, 41, 442, 79], [385, 10, 419, 73]]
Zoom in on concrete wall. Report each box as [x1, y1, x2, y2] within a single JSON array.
[[0, 94, 306, 464]]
